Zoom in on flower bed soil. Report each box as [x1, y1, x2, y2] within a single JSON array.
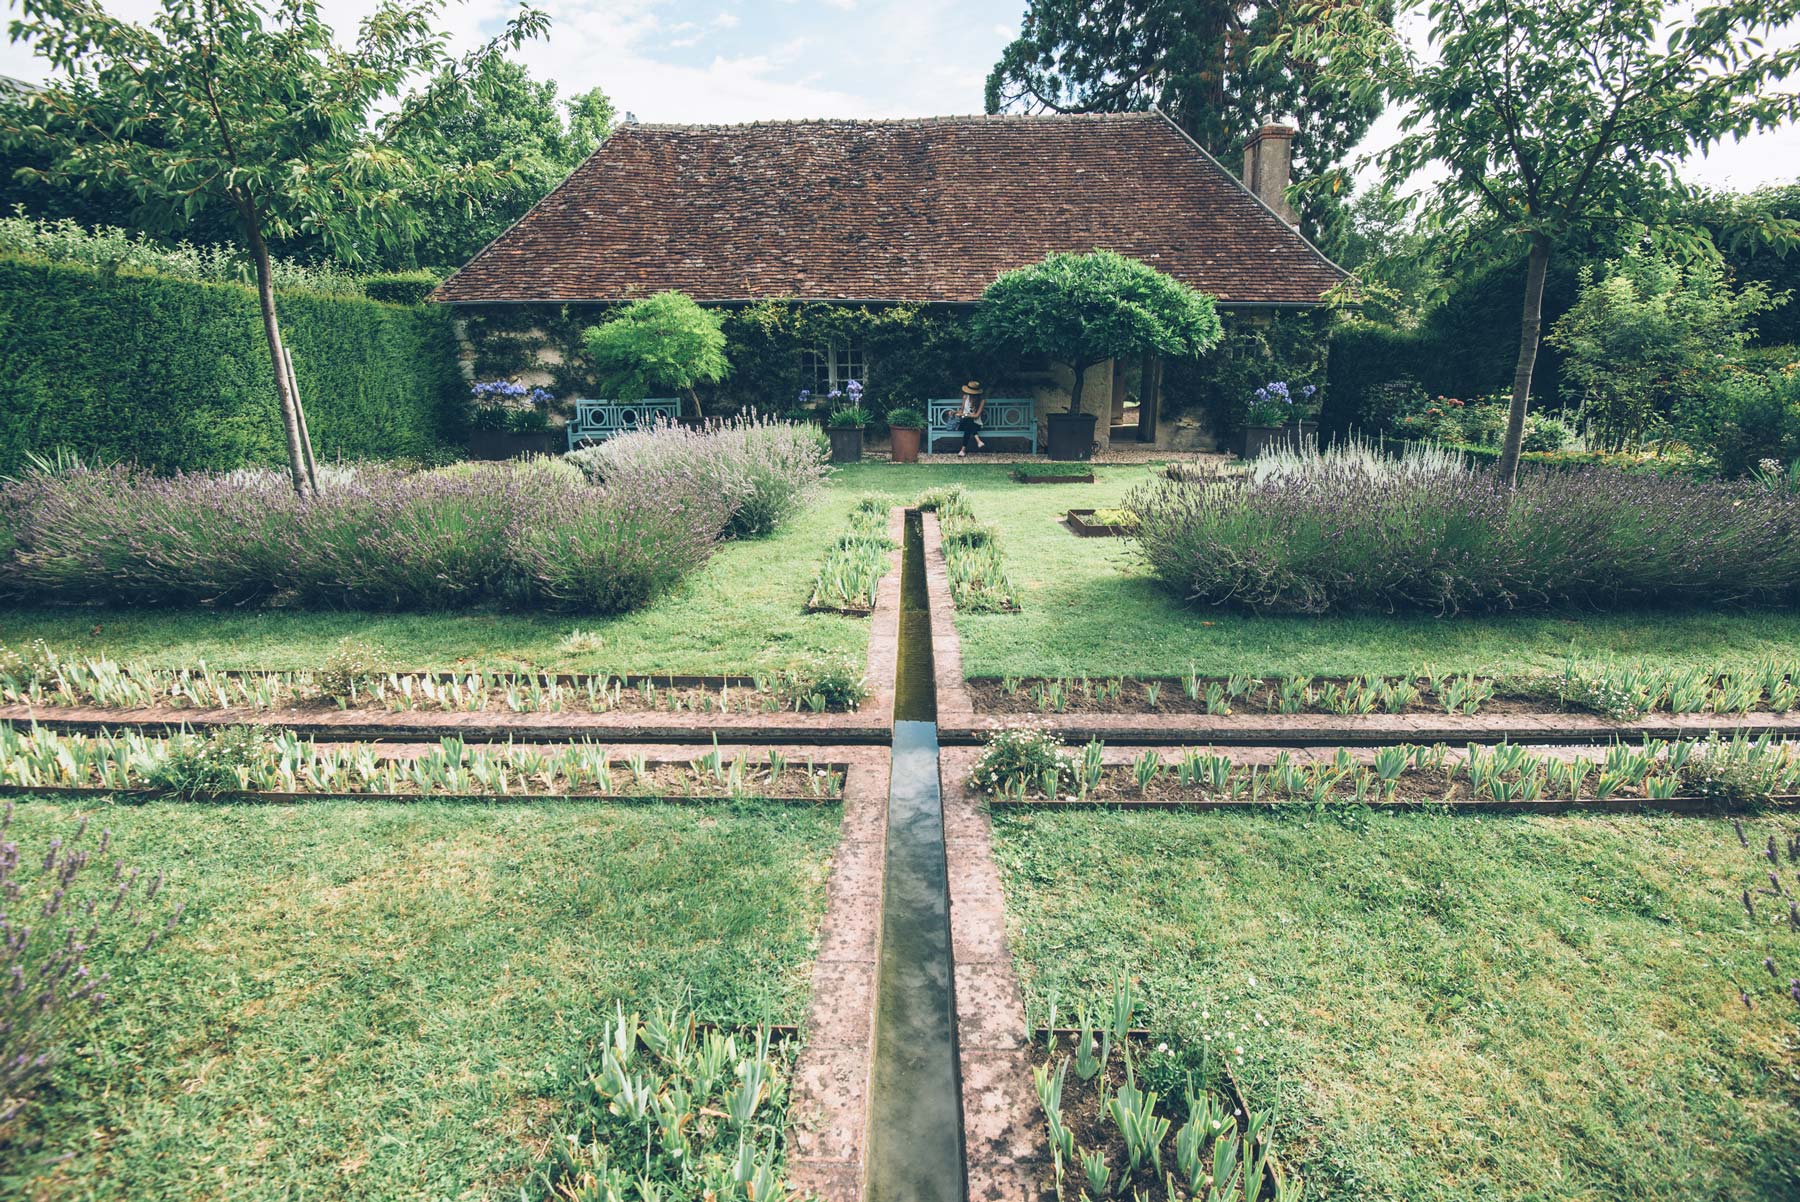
[[969, 675, 1786, 720], [984, 765, 1796, 814], [3, 756, 849, 804]]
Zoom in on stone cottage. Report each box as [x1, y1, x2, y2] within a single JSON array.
[[432, 112, 1344, 451]]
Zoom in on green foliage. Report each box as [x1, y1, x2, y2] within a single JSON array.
[[0, 210, 364, 295], [1548, 250, 1777, 444], [359, 270, 444, 305], [827, 405, 870, 429], [387, 56, 612, 271], [1166, 308, 1325, 436], [973, 250, 1222, 412], [1273, 0, 1800, 477], [582, 291, 730, 411], [885, 406, 925, 429], [528, 1006, 802, 1202], [1683, 182, 1800, 345], [0, 257, 462, 475], [1702, 363, 1800, 478], [4, 0, 549, 490], [719, 300, 1001, 418]]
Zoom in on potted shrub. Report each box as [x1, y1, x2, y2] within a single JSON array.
[[469, 380, 559, 459], [971, 250, 1222, 461], [886, 405, 925, 463], [1240, 380, 1318, 459], [828, 403, 871, 463]]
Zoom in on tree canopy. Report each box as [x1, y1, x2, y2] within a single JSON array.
[[389, 56, 611, 270], [984, 0, 1388, 230], [971, 250, 1222, 411], [582, 291, 731, 416], [1269, 0, 1800, 479]]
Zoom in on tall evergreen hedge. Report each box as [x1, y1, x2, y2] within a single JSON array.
[[0, 256, 464, 475]]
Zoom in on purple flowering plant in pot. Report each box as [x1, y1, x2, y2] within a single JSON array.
[[1241, 380, 1318, 459], [469, 380, 557, 458], [824, 380, 868, 463]]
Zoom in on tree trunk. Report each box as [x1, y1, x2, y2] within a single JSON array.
[[246, 222, 316, 496], [1138, 349, 1162, 443], [688, 386, 704, 420], [1497, 234, 1552, 484], [1069, 360, 1088, 415], [283, 345, 319, 491]]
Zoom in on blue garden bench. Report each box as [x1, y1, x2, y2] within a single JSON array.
[[926, 397, 1037, 454], [566, 399, 682, 450]]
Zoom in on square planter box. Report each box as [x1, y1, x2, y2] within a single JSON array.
[[470, 429, 560, 460], [1065, 508, 1138, 537], [828, 426, 865, 463]]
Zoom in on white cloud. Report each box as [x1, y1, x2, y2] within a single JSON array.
[[714, 10, 741, 27]]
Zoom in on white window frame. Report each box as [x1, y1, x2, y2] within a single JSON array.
[[801, 339, 868, 396]]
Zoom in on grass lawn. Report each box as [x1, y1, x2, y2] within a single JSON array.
[[3, 797, 839, 1201], [990, 807, 1800, 1201], [0, 483, 873, 675], [838, 462, 1800, 679]]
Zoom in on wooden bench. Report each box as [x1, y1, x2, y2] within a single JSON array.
[[566, 399, 682, 450], [926, 397, 1037, 454]]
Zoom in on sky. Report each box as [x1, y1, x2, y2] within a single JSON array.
[[3, 0, 1798, 194]]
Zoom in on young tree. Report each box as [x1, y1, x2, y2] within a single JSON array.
[[1548, 249, 1775, 442], [582, 292, 730, 418], [1269, 0, 1800, 480], [971, 250, 1223, 412], [985, 0, 1388, 228], [3, 0, 548, 494]]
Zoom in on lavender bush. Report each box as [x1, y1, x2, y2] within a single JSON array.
[[512, 480, 731, 612], [1, 804, 183, 1124], [1, 457, 725, 614], [566, 415, 829, 539], [1129, 444, 1800, 614]]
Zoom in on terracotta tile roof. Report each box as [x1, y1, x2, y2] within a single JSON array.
[[432, 112, 1344, 306]]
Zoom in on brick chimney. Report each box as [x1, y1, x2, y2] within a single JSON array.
[[1242, 124, 1297, 226]]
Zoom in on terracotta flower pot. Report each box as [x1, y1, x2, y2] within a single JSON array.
[[889, 426, 923, 463]]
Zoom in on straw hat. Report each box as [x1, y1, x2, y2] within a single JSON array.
[[961, 380, 984, 397]]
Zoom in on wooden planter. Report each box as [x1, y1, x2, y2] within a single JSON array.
[[1065, 508, 1138, 537], [889, 426, 923, 463], [827, 426, 865, 463], [469, 428, 559, 460]]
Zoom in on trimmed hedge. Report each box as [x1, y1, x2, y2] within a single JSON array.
[[0, 256, 463, 475]]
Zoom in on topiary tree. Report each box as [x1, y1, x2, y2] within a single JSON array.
[[971, 250, 1222, 412], [582, 291, 730, 417]]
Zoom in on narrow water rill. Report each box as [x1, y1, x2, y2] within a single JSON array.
[[867, 510, 966, 1202]]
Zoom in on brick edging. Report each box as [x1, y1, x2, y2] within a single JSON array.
[[940, 745, 1046, 1202], [920, 512, 978, 723], [787, 750, 890, 1202]]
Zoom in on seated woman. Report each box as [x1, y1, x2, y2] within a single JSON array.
[[957, 380, 987, 456]]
